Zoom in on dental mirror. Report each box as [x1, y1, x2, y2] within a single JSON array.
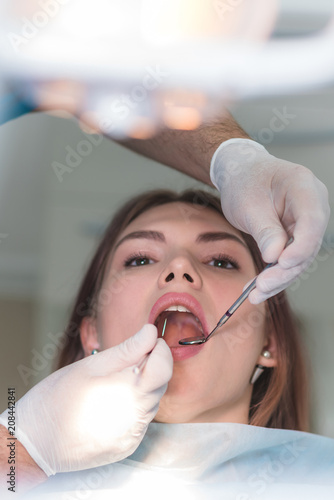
[[179, 260, 278, 346]]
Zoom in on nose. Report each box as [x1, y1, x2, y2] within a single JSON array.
[[158, 254, 202, 289]]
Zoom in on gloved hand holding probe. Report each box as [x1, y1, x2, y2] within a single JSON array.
[[0, 325, 172, 476], [210, 138, 330, 304]]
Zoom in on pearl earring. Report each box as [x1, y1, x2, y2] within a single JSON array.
[[250, 350, 272, 384], [91, 349, 98, 355]]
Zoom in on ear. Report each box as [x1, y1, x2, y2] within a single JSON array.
[[80, 317, 101, 357], [256, 328, 278, 368]]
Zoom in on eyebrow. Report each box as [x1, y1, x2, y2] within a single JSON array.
[[196, 231, 247, 248], [113, 230, 247, 251], [114, 230, 165, 251]]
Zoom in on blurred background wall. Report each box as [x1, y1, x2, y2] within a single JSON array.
[[0, 0, 333, 436]]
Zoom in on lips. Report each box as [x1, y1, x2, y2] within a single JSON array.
[[148, 293, 209, 361]]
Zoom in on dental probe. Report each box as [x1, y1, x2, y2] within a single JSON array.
[[133, 318, 168, 375], [179, 237, 294, 346]]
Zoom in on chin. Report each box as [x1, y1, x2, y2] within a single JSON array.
[[155, 392, 204, 424], [166, 366, 204, 397]]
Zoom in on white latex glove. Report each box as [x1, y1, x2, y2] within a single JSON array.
[[0, 324, 172, 476], [210, 138, 330, 303]]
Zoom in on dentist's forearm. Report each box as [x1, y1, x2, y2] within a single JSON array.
[[118, 113, 249, 185]]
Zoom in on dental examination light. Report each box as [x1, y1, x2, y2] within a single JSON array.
[[1, 0, 334, 138]]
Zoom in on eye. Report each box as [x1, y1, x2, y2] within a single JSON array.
[[207, 254, 239, 270], [124, 253, 154, 267]]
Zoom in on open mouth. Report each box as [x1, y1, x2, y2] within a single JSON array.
[[154, 305, 206, 346]]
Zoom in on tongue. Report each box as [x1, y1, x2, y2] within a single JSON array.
[[156, 311, 205, 346]]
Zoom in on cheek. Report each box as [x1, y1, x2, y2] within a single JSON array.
[[209, 269, 255, 308], [200, 304, 266, 401], [95, 276, 152, 349], [214, 301, 267, 363]]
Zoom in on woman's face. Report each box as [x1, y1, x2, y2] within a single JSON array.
[[81, 202, 276, 424]]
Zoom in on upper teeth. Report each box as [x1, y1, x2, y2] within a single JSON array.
[[156, 305, 204, 333], [164, 305, 191, 313]]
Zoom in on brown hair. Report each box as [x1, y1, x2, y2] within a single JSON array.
[[56, 189, 309, 431]]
